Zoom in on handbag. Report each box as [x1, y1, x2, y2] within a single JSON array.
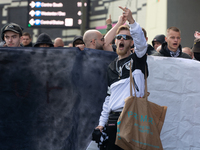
[[115, 64, 167, 150]]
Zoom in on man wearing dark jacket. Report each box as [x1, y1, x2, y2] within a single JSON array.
[[153, 27, 191, 59], [22, 32, 33, 47]]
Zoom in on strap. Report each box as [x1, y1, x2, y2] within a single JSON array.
[[144, 65, 148, 97], [129, 61, 147, 97], [129, 61, 136, 97]]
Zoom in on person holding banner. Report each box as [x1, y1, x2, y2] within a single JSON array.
[[83, 29, 107, 51], [95, 6, 148, 150], [83, 15, 116, 52]]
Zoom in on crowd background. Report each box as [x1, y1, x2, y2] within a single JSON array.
[[0, 0, 199, 48]]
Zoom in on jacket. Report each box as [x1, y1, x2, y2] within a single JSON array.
[[153, 42, 191, 59], [23, 42, 33, 47], [146, 44, 156, 55]]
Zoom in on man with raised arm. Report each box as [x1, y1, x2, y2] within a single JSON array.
[[95, 6, 148, 150]]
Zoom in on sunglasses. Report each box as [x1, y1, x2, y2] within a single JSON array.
[[115, 34, 133, 40]]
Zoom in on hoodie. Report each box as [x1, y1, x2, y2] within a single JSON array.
[[34, 33, 54, 47]]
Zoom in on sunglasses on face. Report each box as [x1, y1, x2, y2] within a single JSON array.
[[115, 34, 133, 40]]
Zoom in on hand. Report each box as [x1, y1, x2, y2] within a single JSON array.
[[95, 125, 104, 132], [106, 14, 112, 25], [117, 15, 126, 26], [119, 6, 135, 24], [76, 44, 85, 51], [194, 31, 200, 39]]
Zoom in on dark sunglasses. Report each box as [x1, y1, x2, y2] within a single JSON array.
[[115, 34, 133, 40]]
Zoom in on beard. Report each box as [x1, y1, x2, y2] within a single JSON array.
[[116, 44, 130, 56], [116, 48, 128, 56], [96, 42, 104, 50]]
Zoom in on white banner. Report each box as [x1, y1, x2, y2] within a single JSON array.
[[147, 56, 200, 150]]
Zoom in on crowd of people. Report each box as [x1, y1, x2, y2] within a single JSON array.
[[0, 5, 200, 150], [1, 14, 200, 61]]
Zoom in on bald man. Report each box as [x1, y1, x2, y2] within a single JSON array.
[[83, 30, 113, 51], [182, 47, 193, 58], [54, 37, 64, 47], [83, 30, 104, 50]]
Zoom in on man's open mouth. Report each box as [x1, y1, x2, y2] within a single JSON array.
[[119, 42, 124, 48]]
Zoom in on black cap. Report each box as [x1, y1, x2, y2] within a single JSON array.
[[152, 34, 165, 46], [3, 23, 23, 36]]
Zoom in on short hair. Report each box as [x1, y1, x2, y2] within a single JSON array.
[[167, 26, 181, 34], [23, 32, 31, 39], [116, 25, 130, 34], [142, 28, 147, 38]]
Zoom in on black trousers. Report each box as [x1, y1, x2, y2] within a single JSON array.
[[105, 112, 123, 150]]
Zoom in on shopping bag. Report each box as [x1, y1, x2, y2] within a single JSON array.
[[115, 64, 167, 150]]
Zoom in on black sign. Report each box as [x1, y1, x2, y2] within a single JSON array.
[[28, 0, 89, 28]]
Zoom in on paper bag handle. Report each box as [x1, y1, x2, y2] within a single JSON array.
[[129, 61, 148, 98]]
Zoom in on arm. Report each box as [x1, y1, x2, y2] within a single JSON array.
[[120, 6, 147, 58], [96, 94, 110, 132], [106, 14, 112, 33], [103, 15, 127, 51], [130, 22, 147, 58], [76, 44, 85, 51]]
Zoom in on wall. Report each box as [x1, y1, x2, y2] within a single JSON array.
[[146, 0, 167, 45], [91, 0, 147, 34], [167, 0, 200, 47]]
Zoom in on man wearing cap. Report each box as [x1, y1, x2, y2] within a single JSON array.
[[153, 27, 191, 59], [152, 34, 165, 50], [192, 31, 200, 61], [2, 23, 23, 47]]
